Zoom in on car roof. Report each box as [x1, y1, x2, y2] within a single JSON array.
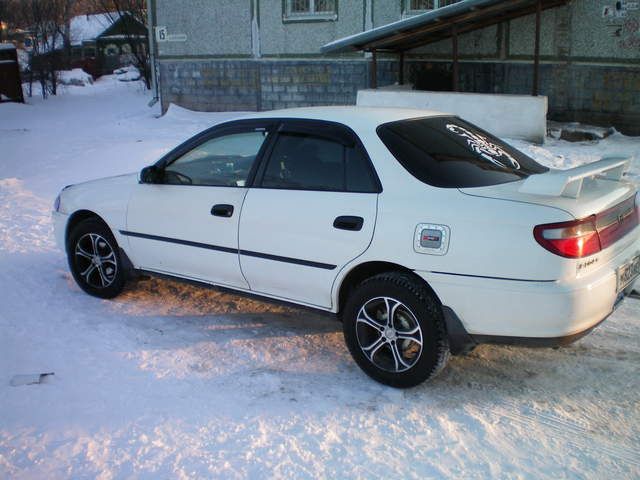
[[242, 106, 449, 129]]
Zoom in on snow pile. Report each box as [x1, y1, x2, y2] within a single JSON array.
[[162, 103, 249, 128], [114, 64, 141, 82], [58, 68, 94, 86], [0, 78, 639, 478], [508, 132, 640, 185]]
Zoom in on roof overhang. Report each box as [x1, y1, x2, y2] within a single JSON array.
[[321, 0, 570, 53]]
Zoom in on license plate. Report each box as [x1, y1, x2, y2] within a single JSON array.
[[617, 254, 640, 292]]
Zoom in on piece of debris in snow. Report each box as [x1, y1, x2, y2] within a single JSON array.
[[10, 372, 54, 387], [547, 121, 615, 142]]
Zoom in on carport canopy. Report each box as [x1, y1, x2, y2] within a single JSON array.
[[321, 0, 570, 95]]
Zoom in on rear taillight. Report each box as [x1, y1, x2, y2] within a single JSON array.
[[534, 216, 601, 258], [534, 193, 639, 259]]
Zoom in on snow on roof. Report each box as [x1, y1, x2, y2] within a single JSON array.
[[0, 43, 17, 51], [40, 12, 121, 52], [69, 13, 120, 46]]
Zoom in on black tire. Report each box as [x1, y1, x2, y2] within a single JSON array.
[[342, 272, 450, 388], [67, 218, 126, 299]]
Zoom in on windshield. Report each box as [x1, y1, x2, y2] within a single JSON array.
[[377, 116, 548, 188]]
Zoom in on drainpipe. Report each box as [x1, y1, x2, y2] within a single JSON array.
[[147, 0, 160, 107]]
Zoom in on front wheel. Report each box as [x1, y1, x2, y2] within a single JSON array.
[[342, 272, 450, 388], [67, 218, 126, 299]]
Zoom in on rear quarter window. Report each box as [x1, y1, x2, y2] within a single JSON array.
[[377, 116, 548, 188]]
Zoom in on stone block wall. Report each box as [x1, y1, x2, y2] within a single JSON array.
[[159, 58, 640, 135], [258, 61, 367, 110], [407, 60, 640, 135], [159, 59, 398, 113], [160, 61, 261, 112]]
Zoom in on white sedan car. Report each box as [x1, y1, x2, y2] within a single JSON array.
[[52, 107, 640, 387]]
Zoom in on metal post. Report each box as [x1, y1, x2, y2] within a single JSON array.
[[371, 49, 378, 89], [147, 0, 160, 107], [532, 0, 541, 96], [452, 25, 459, 92], [399, 51, 405, 85]]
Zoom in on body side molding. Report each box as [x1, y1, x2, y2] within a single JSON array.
[[119, 230, 337, 270]]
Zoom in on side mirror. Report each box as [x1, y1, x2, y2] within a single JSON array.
[[140, 165, 162, 184]]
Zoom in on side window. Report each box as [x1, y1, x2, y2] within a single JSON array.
[[261, 132, 379, 193], [164, 130, 269, 187], [346, 146, 378, 193]]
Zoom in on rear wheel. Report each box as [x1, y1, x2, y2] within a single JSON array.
[[67, 218, 126, 299], [343, 272, 449, 388]]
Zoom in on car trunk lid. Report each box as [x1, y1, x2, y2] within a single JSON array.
[[460, 156, 636, 218], [460, 156, 639, 253]]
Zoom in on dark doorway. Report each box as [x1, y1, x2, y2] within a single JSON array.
[[0, 45, 24, 103]]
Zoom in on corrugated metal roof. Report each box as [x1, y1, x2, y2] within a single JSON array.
[[321, 0, 568, 53]]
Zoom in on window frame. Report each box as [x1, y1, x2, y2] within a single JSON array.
[[403, 0, 460, 16], [253, 119, 382, 194], [153, 119, 278, 188], [283, 0, 338, 23]]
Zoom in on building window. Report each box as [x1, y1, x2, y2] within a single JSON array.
[[284, 0, 337, 21], [104, 44, 120, 56], [405, 0, 461, 15]]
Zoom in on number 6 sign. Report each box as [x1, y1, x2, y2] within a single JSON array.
[[155, 26, 167, 42]]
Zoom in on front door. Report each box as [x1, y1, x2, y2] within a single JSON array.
[[125, 122, 273, 289], [238, 121, 380, 308]]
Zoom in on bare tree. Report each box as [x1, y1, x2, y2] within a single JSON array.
[[15, 0, 67, 98], [62, 0, 76, 66], [93, 0, 150, 89]]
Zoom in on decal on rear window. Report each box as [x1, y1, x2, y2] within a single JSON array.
[[445, 124, 520, 170]]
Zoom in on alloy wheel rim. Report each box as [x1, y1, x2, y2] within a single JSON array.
[[74, 233, 117, 289], [356, 296, 423, 373]]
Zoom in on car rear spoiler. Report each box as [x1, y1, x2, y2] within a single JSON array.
[[519, 156, 631, 199]]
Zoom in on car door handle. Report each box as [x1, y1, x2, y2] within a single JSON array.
[[211, 204, 234, 217], [333, 216, 364, 231]]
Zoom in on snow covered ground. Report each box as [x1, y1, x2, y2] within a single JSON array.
[[1, 76, 639, 479]]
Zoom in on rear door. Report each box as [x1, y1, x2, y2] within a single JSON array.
[[238, 120, 380, 308]]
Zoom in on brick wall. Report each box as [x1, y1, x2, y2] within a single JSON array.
[[159, 58, 640, 135], [160, 59, 397, 113], [160, 61, 261, 111], [408, 61, 640, 135]]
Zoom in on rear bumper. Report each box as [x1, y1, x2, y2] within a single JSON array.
[[416, 237, 639, 343], [441, 304, 618, 354], [470, 310, 612, 348], [439, 285, 634, 355]]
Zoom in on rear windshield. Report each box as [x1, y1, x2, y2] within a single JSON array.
[[377, 116, 548, 188]]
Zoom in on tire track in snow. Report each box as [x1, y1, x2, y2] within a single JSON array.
[[0, 178, 55, 253], [483, 399, 640, 469]]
